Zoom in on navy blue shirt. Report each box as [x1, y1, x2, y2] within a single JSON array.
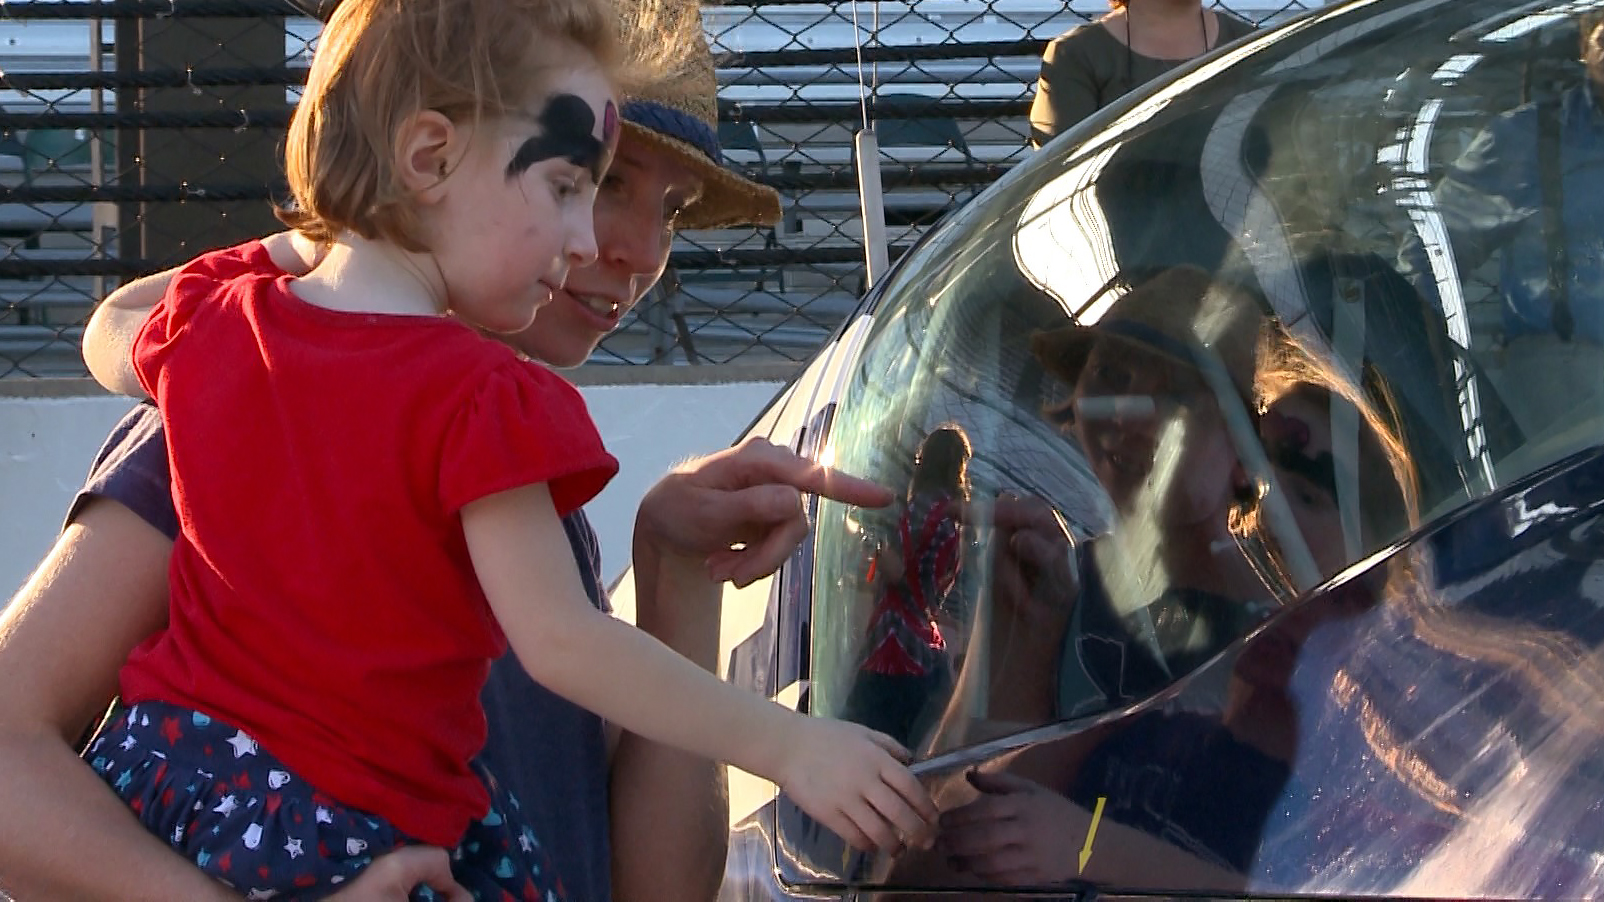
[[70, 402, 614, 901]]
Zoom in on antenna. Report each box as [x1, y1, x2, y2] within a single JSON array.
[[851, 0, 890, 289]]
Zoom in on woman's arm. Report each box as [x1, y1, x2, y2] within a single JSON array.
[[0, 500, 235, 901], [931, 768, 1248, 891], [464, 478, 937, 855], [609, 542, 728, 902], [82, 232, 323, 397], [82, 276, 164, 398], [609, 438, 890, 900]]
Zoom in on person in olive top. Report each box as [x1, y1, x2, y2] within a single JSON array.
[[1029, 0, 1255, 148]]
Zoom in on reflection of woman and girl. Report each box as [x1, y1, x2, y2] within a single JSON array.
[[1025, 265, 1389, 712], [901, 263, 1423, 888], [843, 424, 973, 746], [915, 266, 1604, 899]]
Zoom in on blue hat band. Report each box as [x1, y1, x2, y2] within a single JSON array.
[[621, 100, 723, 165]]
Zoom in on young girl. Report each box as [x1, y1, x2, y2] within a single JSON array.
[[79, 0, 935, 897], [845, 424, 973, 746]]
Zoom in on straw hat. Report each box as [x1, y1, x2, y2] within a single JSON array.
[[295, 0, 781, 231], [619, 28, 782, 230], [1030, 265, 1263, 402]]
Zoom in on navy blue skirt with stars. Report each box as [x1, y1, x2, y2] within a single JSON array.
[[86, 701, 566, 901]]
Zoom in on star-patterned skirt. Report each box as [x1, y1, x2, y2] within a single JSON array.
[[86, 701, 565, 901]]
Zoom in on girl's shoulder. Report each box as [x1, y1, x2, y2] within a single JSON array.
[[176, 238, 279, 284], [376, 328, 586, 439], [153, 240, 292, 337], [438, 352, 616, 518], [438, 340, 589, 411]]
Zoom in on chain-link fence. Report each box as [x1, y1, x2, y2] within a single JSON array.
[[0, 0, 1323, 377]]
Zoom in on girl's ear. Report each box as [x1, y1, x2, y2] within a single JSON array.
[[393, 109, 459, 204]]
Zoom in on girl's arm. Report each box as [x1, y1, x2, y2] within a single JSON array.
[[464, 482, 939, 853], [611, 438, 896, 899], [82, 232, 324, 397]]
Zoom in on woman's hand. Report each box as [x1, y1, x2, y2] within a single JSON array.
[[260, 230, 330, 277], [937, 769, 1088, 886], [976, 494, 1080, 726], [636, 437, 894, 588], [990, 493, 1079, 637], [325, 846, 470, 902]]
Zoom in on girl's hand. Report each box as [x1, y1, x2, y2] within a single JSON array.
[[937, 769, 1086, 886], [775, 716, 938, 852], [326, 846, 470, 902]]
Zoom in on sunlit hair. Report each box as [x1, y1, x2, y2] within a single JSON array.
[[1253, 320, 1604, 839], [280, 0, 699, 250], [1252, 319, 1420, 541], [1222, 316, 1422, 604], [1580, 10, 1604, 48], [908, 423, 973, 505]]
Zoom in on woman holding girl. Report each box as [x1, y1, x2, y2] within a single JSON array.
[[0, 0, 934, 898], [0, 3, 846, 895]]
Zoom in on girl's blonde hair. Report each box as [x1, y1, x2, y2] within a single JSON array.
[[281, 0, 692, 250]]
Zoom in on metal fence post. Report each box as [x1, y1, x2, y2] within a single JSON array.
[[0, 1, 1327, 376], [134, 15, 286, 267]]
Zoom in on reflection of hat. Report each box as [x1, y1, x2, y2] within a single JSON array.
[[1030, 265, 1262, 397]]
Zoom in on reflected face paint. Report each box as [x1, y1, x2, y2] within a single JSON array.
[[507, 94, 619, 182]]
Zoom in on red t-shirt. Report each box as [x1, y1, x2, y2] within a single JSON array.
[[121, 241, 618, 845]]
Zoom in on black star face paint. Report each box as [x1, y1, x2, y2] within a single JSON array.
[[506, 94, 619, 183]]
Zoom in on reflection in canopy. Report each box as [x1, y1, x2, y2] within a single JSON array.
[[767, 0, 1604, 898], [1011, 143, 1122, 321]]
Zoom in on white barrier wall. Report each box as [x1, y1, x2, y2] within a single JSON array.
[[0, 372, 789, 605]]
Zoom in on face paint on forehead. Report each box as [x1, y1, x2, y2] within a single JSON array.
[[603, 99, 618, 147], [506, 93, 616, 183]]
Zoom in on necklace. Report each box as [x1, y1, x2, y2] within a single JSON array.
[[1123, 5, 1214, 87]]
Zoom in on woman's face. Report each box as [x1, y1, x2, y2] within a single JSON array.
[[501, 133, 705, 367], [1070, 337, 1238, 524]]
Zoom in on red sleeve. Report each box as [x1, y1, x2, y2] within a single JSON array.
[[438, 359, 619, 517], [131, 240, 278, 399]]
